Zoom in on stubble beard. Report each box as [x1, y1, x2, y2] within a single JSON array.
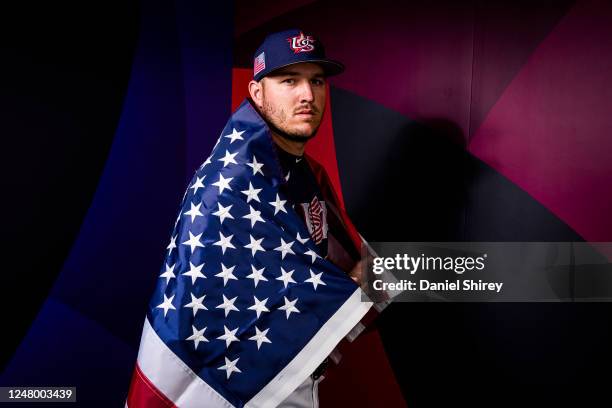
[[261, 98, 320, 142]]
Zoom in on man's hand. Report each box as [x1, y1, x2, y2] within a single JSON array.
[[349, 258, 365, 286], [348, 254, 390, 303]]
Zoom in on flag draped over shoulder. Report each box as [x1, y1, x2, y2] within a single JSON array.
[[126, 99, 374, 408]]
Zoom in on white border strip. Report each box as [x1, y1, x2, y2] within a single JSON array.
[[246, 288, 372, 408], [137, 317, 234, 408]]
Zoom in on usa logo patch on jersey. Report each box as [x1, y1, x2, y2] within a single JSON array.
[[300, 196, 327, 244]]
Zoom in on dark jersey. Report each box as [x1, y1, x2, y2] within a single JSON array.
[[275, 145, 329, 258], [275, 143, 362, 379], [275, 144, 361, 267]]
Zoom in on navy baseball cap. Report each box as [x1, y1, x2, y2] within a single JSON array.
[[253, 29, 345, 82]]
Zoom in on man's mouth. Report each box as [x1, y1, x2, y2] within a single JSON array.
[[295, 109, 315, 116]]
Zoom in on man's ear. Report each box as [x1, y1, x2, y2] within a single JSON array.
[[248, 80, 264, 109]]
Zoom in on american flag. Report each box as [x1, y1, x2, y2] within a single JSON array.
[[126, 99, 373, 408], [253, 52, 265, 77]]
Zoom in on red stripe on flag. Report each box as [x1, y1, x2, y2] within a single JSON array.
[[126, 362, 176, 408]]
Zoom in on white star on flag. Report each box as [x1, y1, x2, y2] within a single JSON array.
[[215, 262, 237, 286], [304, 269, 326, 290], [182, 231, 205, 253], [304, 249, 320, 264], [248, 296, 270, 318], [223, 128, 245, 144], [274, 238, 295, 259], [246, 155, 264, 176], [246, 265, 267, 287], [166, 234, 177, 255], [217, 326, 240, 348], [182, 261, 206, 284], [190, 175, 205, 194], [218, 150, 238, 167], [243, 205, 265, 228], [156, 294, 176, 317], [212, 174, 233, 194], [183, 293, 207, 316], [159, 263, 176, 284], [296, 232, 309, 244], [218, 356, 242, 379], [249, 327, 271, 350], [213, 231, 235, 254], [278, 296, 300, 319], [183, 202, 204, 222], [216, 294, 239, 317], [269, 193, 287, 215], [241, 182, 262, 203], [213, 202, 234, 224], [276, 267, 296, 289], [186, 325, 208, 349], [244, 235, 265, 257]]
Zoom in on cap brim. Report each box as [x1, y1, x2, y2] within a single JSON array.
[[310, 59, 345, 77], [262, 59, 345, 79]]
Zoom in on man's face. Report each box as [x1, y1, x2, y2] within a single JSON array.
[[258, 63, 326, 140]]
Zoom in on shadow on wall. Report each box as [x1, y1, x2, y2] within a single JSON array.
[[354, 116, 472, 242], [331, 86, 612, 407]]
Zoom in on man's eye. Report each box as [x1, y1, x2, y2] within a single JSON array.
[[283, 79, 295, 84], [312, 79, 324, 86]]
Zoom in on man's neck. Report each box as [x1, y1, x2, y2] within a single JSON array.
[[271, 131, 306, 156], [246, 98, 309, 156]]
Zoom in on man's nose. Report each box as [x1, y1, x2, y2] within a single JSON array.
[[297, 81, 314, 103]]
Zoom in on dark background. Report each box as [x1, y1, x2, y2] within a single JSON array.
[[1, 0, 140, 371], [2, 0, 612, 407]]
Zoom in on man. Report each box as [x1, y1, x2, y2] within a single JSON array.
[[248, 31, 364, 285], [126, 29, 386, 408], [248, 29, 366, 407]]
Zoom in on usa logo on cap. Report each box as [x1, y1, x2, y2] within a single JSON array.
[[287, 32, 315, 54]]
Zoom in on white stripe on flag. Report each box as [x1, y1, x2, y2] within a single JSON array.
[[137, 317, 234, 408], [246, 287, 372, 408]]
